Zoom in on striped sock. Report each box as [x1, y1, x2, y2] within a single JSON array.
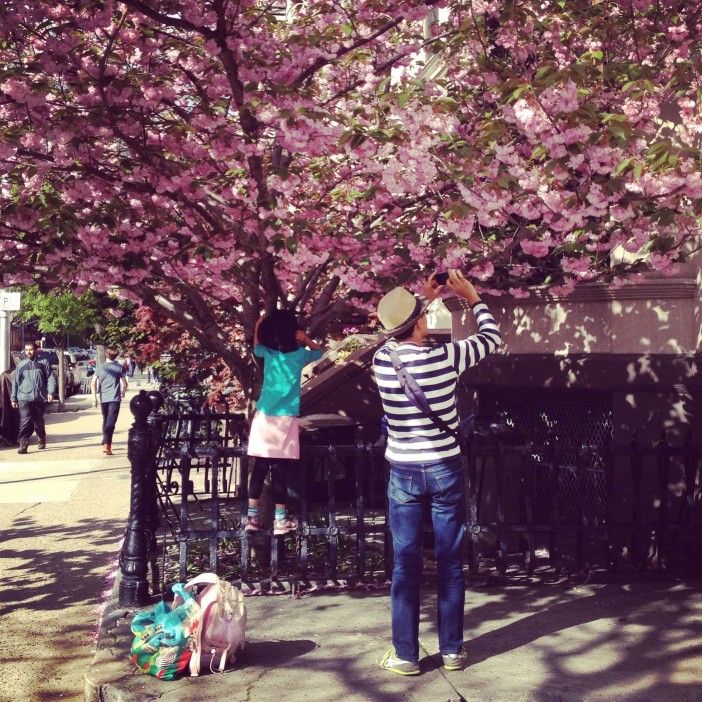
[[248, 505, 258, 520], [275, 506, 286, 522]]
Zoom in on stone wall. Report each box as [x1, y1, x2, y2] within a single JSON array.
[[448, 262, 702, 446]]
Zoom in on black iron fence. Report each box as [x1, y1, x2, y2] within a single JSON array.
[[464, 430, 702, 578], [118, 391, 702, 605]]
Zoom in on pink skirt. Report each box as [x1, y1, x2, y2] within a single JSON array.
[[247, 412, 300, 460]]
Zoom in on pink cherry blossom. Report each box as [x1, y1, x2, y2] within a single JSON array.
[[520, 239, 552, 258], [0, 0, 699, 398]]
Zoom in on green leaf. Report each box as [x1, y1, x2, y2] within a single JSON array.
[[608, 123, 628, 140], [530, 145, 546, 160], [508, 84, 530, 103], [534, 65, 557, 81], [579, 49, 603, 62], [613, 158, 632, 176], [602, 112, 627, 124], [341, 23, 353, 36], [650, 151, 669, 171]]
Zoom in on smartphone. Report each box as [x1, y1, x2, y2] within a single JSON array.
[[434, 271, 449, 284]]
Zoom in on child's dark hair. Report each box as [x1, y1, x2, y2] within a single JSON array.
[[258, 309, 299, 353]]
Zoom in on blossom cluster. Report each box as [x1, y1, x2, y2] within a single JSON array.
[[0, 0, 700, 392]]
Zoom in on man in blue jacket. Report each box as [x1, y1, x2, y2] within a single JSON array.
[[11, 341, 56, 454]]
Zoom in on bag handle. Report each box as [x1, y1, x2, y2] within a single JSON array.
[[387, 347, 462, 444], [183, 572, 220, 591], [172, 572, 220, 609]]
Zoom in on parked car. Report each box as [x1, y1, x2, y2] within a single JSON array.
[[68, 351, 96, 391], [37, 349, 75, 398]]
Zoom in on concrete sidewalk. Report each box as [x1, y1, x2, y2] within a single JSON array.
[[0, 379, 157, 702], [85, 571, 702, 702], [3, 381, 700, 702]]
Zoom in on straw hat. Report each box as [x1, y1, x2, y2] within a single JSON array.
[[376, 287, 430, 335]]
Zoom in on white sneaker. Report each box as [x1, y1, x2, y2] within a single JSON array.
[[379, 647, 420, 676], [442, 648, 468, 671], [273, 515, 298, 536]]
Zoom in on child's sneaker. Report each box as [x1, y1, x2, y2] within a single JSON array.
[[442, 648, 468, 671], [273, 515, 298, 536], [378, 647, 420, 676], [244, 516, 261, 533]]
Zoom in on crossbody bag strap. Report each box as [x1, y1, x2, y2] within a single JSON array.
[[387, 348, 460, 442]]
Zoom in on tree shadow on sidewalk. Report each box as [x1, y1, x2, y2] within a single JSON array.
[[413, 578, 702, 701], [0, 515, 123, 616]]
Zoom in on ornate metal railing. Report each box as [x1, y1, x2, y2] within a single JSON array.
[[156, 442, 389, 594], [117, 390, 702, 605]]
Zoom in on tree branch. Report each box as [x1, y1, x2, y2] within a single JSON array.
[[290, 2, 445, 90], [121, 0, 217, 38]]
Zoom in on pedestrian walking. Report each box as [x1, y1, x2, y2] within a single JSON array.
[[372, 270, 502, 676], [10, 341, 56, 454], [91, 347, 128, 455], [244, 310, 324, 536]]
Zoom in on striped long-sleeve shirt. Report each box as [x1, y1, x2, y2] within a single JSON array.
[[372, 301, 501, 465]]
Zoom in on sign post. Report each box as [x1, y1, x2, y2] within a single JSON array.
[[0, 291, 21, 373]]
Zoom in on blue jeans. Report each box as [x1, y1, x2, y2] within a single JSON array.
[[388, 458, 465, 662], [101, 401, 121, 445]]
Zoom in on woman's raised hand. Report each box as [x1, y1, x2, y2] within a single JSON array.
[[446, 270, 481, 304]]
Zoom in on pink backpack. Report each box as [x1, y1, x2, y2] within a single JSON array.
[[174, 573, 247, 676]]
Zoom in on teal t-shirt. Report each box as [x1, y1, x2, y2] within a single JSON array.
[[254, 344, 323, 416]]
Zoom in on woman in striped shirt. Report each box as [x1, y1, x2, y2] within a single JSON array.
[[373, 270, 502, 676]]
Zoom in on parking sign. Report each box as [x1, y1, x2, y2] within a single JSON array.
[[0, 291, 20, 311]]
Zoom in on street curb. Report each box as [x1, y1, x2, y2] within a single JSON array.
[[47, 396, 94, 414], [84, 570, 148, 702]]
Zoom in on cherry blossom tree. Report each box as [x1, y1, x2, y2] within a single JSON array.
[[1, 0, 701, 394]]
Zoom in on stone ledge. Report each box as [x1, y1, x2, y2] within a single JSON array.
[[444, 278, 699, 311]]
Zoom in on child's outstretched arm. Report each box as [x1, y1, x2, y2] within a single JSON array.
[[253, 316, 265, 346], [295, 330, 323, 350]]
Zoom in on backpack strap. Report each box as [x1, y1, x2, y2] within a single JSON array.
[[183, 572, 220, 591], [215, 647, 230, 673]]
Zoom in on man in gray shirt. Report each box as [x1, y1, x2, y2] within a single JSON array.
[[91, 347, 128, 455], [11, 341, 57, 454]]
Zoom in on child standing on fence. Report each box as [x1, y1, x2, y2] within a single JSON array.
[[245, 310, 324, 535]]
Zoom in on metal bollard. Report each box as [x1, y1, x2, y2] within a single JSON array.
[[119, 390, 154, 606]]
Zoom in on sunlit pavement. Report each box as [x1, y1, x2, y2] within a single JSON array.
[[0, 385, 144, 702]]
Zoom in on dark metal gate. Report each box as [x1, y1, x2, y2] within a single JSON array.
[[149, 406, 702, 595], [154, 411, 390, 593]]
